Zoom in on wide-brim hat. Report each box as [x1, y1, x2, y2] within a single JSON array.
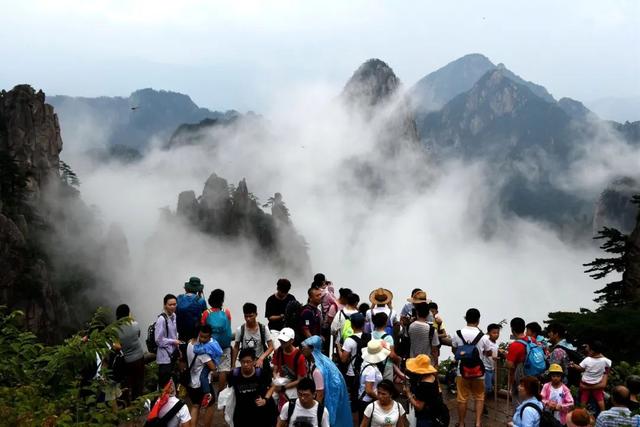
[[548, 363, 563, 374], [361, 339, 391, 364], [406, 354, 438, 375], [369, 288, 393, 306], [407, 290, 429, 304], [184, 276, 204, 292]]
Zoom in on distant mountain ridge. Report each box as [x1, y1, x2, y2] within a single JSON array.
[[49, 88, 236, 152]]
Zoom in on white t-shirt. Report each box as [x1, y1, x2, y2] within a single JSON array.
[[279, 400, 330, 427], [359, 364, 384, 403], [481, 339, 499, 371], [342, 332, 364, 376], [451, 326, 493, 376], [186, 342, 212, 388], [579, 356, 612, 384], [235, 323, 272, 358], [157, 396, 192, 427], [364, 400, 406, 427]]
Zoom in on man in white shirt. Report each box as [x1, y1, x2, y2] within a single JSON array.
[[277, 377, 330, 427], [186, 325, 218, 427], [157, 395, 192, 427], [451, 308, 493, 427]]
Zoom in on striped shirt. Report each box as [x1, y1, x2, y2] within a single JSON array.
[[595, 407, 640, 427]]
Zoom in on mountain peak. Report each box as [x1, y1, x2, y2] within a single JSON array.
[[341, 58, 401, 108]]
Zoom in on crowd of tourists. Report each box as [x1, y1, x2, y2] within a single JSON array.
[[107, 274, 640, 427]]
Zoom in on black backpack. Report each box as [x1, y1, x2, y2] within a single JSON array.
[[106, 349, 126, 383], [144, 400, 186, 427], [358, 362, 386, 400], [146, 313, 168, 354], [341, 333, 371, 390], [520, 402, 563, 427], [286, 398, 324, 426]]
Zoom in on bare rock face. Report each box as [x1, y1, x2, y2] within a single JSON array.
[[593, 177, 640, 235], [1, 85, 63, 199]]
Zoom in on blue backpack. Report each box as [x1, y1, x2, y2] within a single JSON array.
[[203, 309, 232, 349], [176, 294, 206, 341], [517, 339, 547, 376], [454, 330, 485, 379]]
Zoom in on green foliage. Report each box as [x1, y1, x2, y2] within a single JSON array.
[[0, 307, 150, 426], [608, 361, 640, 388], [59, 160, 81, 188], [547, 307, 640, 363], [584, 227, 628, 306]]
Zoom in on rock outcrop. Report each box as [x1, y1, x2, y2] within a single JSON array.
[[593, 177, 640, 235], [1, 85, 129, 341], [175, 173, 311, 278]]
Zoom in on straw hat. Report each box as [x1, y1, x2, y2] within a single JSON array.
[[548, 363, 563, 374], [369, 288, 393, 306], [406, 354, 438, 375], [407, 290, 429, 304], [361, 339, 391, 364]]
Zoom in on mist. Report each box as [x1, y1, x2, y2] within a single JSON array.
[[60, 82, 606, 337]]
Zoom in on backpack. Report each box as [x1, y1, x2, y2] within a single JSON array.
[[146, 313, 168, 354], [231, 366, 263, 390], [176, 294, 206, 341], [202, 309, 232, 349], [520, 402, 563, 427], [143, 400, 186, 427], [517, 339, 547, 376], [344, 333, 372, 382], [368, 309, 395, 335], [106, 349, 126, 383], [454, 330, 485, 379], [284, 300, 304, 344], [286, 398, 324, 426], [238, 323, 267, 353], [275, 347, 304, 381], [340, 310, 355, 342], [367, 401, 401, 427]]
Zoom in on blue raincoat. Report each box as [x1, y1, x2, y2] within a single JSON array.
[[302, 335, 352, 427]]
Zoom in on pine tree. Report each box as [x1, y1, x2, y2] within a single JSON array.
[[59, 160, 81, 188]]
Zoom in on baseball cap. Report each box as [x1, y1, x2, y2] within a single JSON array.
[[278, 327, 295, 343]]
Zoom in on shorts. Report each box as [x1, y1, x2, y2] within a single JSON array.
[[456, 376, 485, 403], [345, 375, 359, 412], [218, 347, 231, 372], [580, 384, 605, 403], [187, 385, 216, 407]]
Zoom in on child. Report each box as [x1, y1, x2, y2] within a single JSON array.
[[193, 332, 223, 403], [482, 323, 501, 396], [570, 341, 610, 412], [542, 364, 574, 425]]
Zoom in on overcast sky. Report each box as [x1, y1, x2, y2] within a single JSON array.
[[1, 0, 638, 112]]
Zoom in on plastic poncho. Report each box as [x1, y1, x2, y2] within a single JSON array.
[[302, 335, 352, 427]]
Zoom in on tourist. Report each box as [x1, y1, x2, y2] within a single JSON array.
[[566, 408, 594, 427], [273, 327, 308, 410], [595, 386, 640, 427], [201, 288, 233, 391], [331, 292, 360, 344], [451, 308, 492, 427], [176, 276, 207, 347], [231, 302, 274, 378], [428, 302, 451, 347], [508, 376, 543, 427], [229, 348, 276, 427], [265, 278, 296, 332], [357, 340, 390, 423], [145, 380, 191, 427], [482, 323, 501, 403], [114, 304, 145, 401], [506, 317, 528, 404], [626, 375, 640, 411], [301, 286, 323, 340], [570, 341, 611, 413], [547, 323, 577, 382], [185, 324, 218, 426], [155, 294, 180, 389], [541, 364, 574, 425], [397, 289, 427, 360], [337, 288, 353, 310], [365, 288, 398, 335], [301, 335, 352, 427], [371, 312, 400, 381], [361, 379, 408, 427], [277, 377, 330, 427], [335, 312, 369, 423], [404, 354, 450, 427], [408, 302, 440, 360]]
